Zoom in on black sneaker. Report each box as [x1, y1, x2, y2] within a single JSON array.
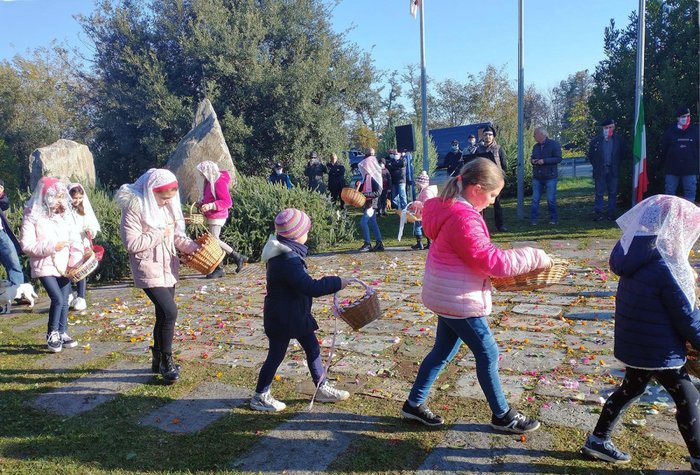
[[358, 242, 372, 252], [490, 408, 540, 433], [47, 331, 62, 353], [370, 241, 384, 252], [581, 435, 631, 464], [401, 401, 444, 426]]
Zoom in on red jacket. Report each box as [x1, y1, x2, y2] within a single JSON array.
[[201, 171, 232, 221], [421, 197, 550, 318]]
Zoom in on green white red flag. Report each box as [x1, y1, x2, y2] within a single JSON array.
[[632, 98, 648, 204]]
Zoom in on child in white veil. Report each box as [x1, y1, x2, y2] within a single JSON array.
[[582, 195, 700, 471], [66, 183, 101, 310]]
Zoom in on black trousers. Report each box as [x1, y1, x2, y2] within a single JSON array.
[[143, 287, 178, 354], [593, 366, 700, 457]]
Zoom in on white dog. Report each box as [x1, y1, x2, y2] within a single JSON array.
[[0, 280, 18, 314], [15, 283, 38, 308]]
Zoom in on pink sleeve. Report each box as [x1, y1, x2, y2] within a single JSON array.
[[211, 177, 232, 211], [449, 214, 551, 277], [174, 234, 200, 254]]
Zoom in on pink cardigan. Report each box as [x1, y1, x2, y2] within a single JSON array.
[[421, 197, 550, 318], [20, 212, 82, 278], [201, 171, 232, 221]]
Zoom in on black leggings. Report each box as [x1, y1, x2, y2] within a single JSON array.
[[594, 366, 700, 457], [143, 287, 177, 354]]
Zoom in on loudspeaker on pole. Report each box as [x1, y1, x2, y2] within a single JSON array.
[[395, 124, 416, 152]]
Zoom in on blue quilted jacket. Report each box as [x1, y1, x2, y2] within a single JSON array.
[[611, 236, 700, 369]]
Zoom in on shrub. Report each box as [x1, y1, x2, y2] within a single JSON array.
[[222, 176, 355, 262]]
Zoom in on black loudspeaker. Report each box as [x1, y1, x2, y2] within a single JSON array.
[[395, 124, 416, 152]]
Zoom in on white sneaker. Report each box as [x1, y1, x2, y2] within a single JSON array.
[[72, 297, 87, 311], [67, 292, 76, 308], [316, 380, 350, 402], [60, 332, 78, 348], [250, 391, 286, 412], [47, 331, 62, 353]]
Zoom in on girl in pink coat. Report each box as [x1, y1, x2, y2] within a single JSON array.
[[401, 158, 552, 433], [195, 161, 247, 278], [116, 169, 200, 384], [20, 177, 84, 353]]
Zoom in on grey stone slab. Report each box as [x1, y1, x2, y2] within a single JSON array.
[[210, 348, 268, 368], [565, 306, 614, 321], [567, 319, 615, 337], [356, 378, 412, 401], [549, 239, 583, 251], [534, 375, 616, 403], [226, 328, 269, 348], [174, 344, 221, 362], [319, 334, 400, 356], [510, 240, 541, 249], [332, 355, 395, 377], [511, 304, 562, 318], [13, 316, 47, 332], [587, 239, 618, 250], [453, 373, 528, 403], [30, 360, 152, 417], [508, 294, 579, 306], [359, 319, 409, 335], [416, 421, 553, 474], [37, 341, 130, 371], [140, 382, 249, 433], [498, 314, 569, 331], [538, 401, 601, 429], [644, 412, 687, 448], [231, 409, 379, 473]]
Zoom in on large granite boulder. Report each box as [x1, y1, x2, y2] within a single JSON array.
[[166, 98, 239, 204], [28, 139, 96, 190]]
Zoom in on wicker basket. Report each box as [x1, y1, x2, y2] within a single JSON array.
[[686, 342, 700, 379], [491, 258, 569, 292], [181, 233, 225, 275], [334, 279, 381, 331], [341, 187, 366, 208], [397, 204, 419, 223], [184, 203, 205, 226]]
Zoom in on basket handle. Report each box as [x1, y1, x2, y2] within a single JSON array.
[[332, 277, 372, 312], [190, 202, 197, 214]]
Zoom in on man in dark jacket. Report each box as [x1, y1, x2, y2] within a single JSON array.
[[268, 163, 293, 189], [588, 118, 626, 220], [327, 153, 346, 209], [387, 148, 407, 211], [476, 126, 509, 232], [529, 127, 563, 226], [304, 151, 328, 193], [444, 139, 463, 177], [0, 180, 25, 286], [663, 106, 699, 202], [378, 157, 392, 216]]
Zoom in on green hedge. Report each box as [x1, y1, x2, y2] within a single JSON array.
[[221, 176, 355, 262]]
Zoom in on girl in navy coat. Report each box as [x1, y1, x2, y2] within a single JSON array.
[[250, 208, 350, 412], [582, 195, 700, 473]]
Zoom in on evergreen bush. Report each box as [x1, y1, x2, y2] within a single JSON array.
[[221, 176, 355, 262]]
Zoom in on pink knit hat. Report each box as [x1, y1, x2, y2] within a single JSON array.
[[274, 208, 311, 240], [415, 171, 430, 186]]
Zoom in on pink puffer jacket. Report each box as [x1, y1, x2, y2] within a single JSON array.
[[201, 171, 232, 221], [20, 212, 82, 278], [421, 197, 551, 318], [119, 196, 199, 289]]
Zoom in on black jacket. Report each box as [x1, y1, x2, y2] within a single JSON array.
[[588, 135, 626, 179], [304, 161, 328, 192], [262, 236, 342, 339], [327, 162, 346, 190], [530, 138, 562, 180], [662, 124, 699, 176], [444, 150, 463, 176], [387, 156, 406, 184], [0, 193, 20, 253]]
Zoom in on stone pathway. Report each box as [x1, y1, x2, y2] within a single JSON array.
[[4, 237, 698, 473]]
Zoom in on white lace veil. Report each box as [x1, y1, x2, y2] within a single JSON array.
[[68, 183, 101, 237], [118, 169, 185, 234], [617, 194, 700, 308], [25, 177, 70, 221], [358, 156, 382, 190], [196, 161, 220, 200]]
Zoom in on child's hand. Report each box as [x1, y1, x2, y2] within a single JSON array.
[[340, 278, 351, 289]]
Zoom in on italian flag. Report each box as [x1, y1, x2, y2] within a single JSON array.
[[633, 99, 649, 204]]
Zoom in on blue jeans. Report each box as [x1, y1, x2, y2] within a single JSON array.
[[256, 331, 325, 394], [413, 220, 423, 237], [0, 230, 24, 286], [40, 276, 72, 334], [530, 178, 558, 223], [665, 174, 698, 202], [407, 316, 509, 417], [360, 210, 382, 243], [392, 183, 407, 211], [594, 170, 619, 216]]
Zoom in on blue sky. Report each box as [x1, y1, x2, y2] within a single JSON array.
[[0, 0, 639, 92]]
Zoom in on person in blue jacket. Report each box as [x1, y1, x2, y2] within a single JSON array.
[[250, 208, 350, 412], [582, 195, 700, 473]]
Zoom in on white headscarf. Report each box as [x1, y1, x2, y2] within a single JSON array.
[[358, 155, 382, 193], [25, 177, 70, 221], [68, 183, 101, 238], [117, 169, 185, 234], [617, 194, 700, 308], [196, 161, 220, 199]]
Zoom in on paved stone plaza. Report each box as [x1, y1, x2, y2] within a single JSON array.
[[3, 237, 699, 474]]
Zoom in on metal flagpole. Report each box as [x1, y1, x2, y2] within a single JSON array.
[[516, 0, 525, 218], [632, 0, 645, 206], [419, 1, 429, 173]]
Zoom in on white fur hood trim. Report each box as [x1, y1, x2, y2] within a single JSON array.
[[114, 186, 141, 212], [261, 235, 292, 263]]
